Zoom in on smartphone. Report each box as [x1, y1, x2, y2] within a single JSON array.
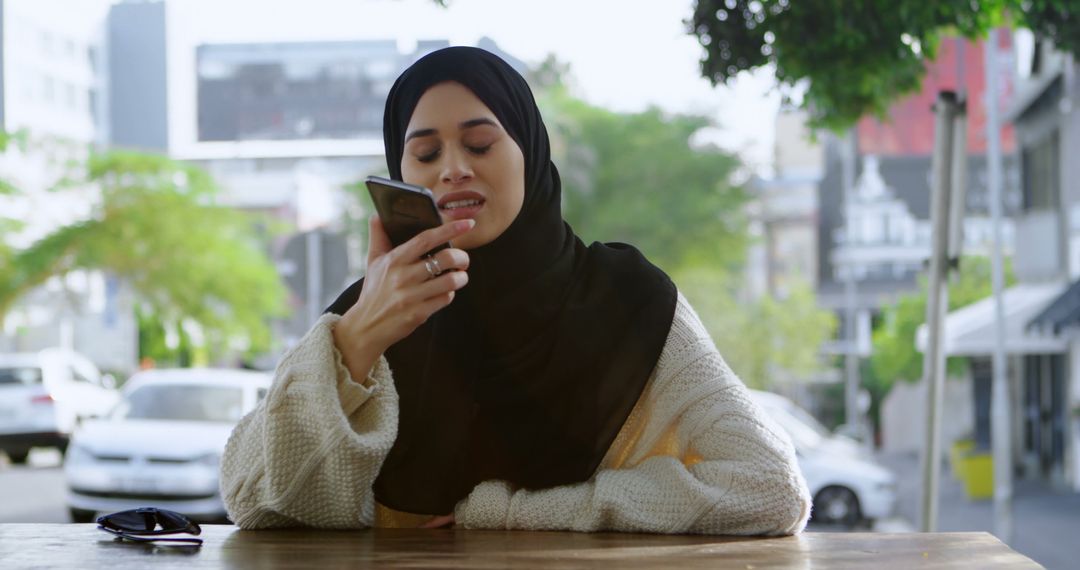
[[365, 175, 450, 257]]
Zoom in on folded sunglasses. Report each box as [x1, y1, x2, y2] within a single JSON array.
[[96, 507, 203, 545]]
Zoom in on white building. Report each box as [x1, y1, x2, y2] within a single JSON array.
[[832, 155, 1017, 282], [747, 109, 821, 302], [0, 0, 138, 374]]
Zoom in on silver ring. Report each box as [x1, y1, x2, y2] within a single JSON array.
[[428, 255, 443, 275], [423, 258, 439, 280]]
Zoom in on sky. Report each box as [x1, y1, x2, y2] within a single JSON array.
[[171, 0, 782, 173]]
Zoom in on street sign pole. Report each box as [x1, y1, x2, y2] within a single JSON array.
[[985, 27, 1014, 544], [920, 91, 960, 532]]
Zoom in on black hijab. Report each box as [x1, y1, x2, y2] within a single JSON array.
[[326, 46, 677, 515]]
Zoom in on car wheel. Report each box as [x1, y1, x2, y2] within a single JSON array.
[[6, 451, 30, 464], [69, 508, 97, 524], [813, 485, 861, 527]]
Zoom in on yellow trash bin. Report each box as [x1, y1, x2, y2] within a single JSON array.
[[950, 439, 975, 480], [959, 451, 993, 500]]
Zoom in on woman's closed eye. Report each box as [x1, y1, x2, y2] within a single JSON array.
[[466, 143, 493, 156], [414, 143, 494, 164], [416, 148, 440, 163]]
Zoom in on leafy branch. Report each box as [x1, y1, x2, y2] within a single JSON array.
[[688, 0, 1078, 131]]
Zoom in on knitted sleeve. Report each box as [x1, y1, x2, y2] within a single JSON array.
[[219, 313, 399, 529], [453, 294, 812, 535]]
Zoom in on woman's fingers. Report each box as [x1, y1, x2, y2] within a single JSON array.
[[414, 268, 469, 299], [395, 287, 460, 330], [392, 219, 475, 264], [418, 514, 455, 529], [344, 219, 473, 351], [411, 248, 470, 282], [433, 247, 471, 272], [379, 270, 466, 331]]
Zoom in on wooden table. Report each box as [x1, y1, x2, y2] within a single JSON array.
[[0, 524, 1041, 569]]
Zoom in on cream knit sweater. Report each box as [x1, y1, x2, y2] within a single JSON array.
[[220, 293, 812, 535]]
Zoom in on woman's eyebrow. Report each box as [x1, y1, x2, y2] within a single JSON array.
[[404, 128, 437, 143], [404, 118, 499, 143], [460, 118, 498, 130]]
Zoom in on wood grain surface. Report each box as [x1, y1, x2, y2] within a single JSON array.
[[0, 524, 1042, 569]]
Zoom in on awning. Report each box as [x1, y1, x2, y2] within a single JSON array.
[[916, 282, 1068, 357], [1028, 278, 1080, 334]]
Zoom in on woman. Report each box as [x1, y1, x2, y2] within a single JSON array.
[[220, 46, 811, 535]]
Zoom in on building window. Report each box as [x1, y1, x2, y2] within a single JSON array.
[[64, 83, 77, 110], [42, 75, 56, 104], [88, 89, 99, 125], [40, 30, 54, 56], [20, 67, 36, 101], [1021, 131, 1059, 211]]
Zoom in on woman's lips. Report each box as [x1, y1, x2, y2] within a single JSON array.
[[438, 191, 486, 220]]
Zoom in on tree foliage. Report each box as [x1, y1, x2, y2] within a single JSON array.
[[0, 142, 288, 359], [539, 86, 750, 273], [676, 265, 837, 390], [689, 0, 1079, 131], [0, 130, 29, 196], [869, 256, 1015, 387]]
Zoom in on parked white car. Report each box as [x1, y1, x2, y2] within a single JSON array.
[[751, 390, 897, 527], [64, 368, 270, 523], [0, 349, 119, 464]]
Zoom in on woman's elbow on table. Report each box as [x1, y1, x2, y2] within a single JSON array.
[[697, 464, 812, 536], [768, 472, 813, 536]]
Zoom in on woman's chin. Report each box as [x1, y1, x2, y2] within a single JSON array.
[[453, 235, 482, 251]]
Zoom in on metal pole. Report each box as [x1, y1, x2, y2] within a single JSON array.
[[306, 230, 323, 330], [841, 130, 861, 434], [949, 38, 968, 264], [985, 27, 1014, 544], [920, 91, 959, 532], [948, 100, 968, 264]]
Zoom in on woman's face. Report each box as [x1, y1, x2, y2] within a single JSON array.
[[400, 81, 526, 250]]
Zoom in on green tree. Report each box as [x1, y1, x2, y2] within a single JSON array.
[[688, 0, 1078, 130], [0, 130, 30, 284], [539, 86, 750, 273], [861, 256, 1013, 436], [675, 265, 837, 390], [0, 130, 29, 196], [0, 144, 288, 361], [869, 256, 1016, 388]]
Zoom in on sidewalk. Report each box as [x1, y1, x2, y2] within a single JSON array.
[[876, 451, 1080, 570]]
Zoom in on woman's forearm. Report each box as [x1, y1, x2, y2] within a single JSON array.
[[221, 314, 400, 529]]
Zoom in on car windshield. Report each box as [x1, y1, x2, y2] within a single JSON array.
[[0, 367, 43, 385], [115, 384, 244, 422]]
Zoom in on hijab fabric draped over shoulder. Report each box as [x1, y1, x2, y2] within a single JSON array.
[[326, 46, 677, 515]]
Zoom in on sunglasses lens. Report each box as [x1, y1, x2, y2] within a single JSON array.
[[101, 510, 155, 531], [156, 510, 197, 532]]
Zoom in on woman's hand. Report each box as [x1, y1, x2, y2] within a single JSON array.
[[332, 216, 473, 381], [419, 514, 455, 529]]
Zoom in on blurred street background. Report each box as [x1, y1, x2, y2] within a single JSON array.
[[1, 1, 1079, 568]]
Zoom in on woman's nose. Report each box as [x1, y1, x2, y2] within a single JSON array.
[[440, 147, 474, 184]]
